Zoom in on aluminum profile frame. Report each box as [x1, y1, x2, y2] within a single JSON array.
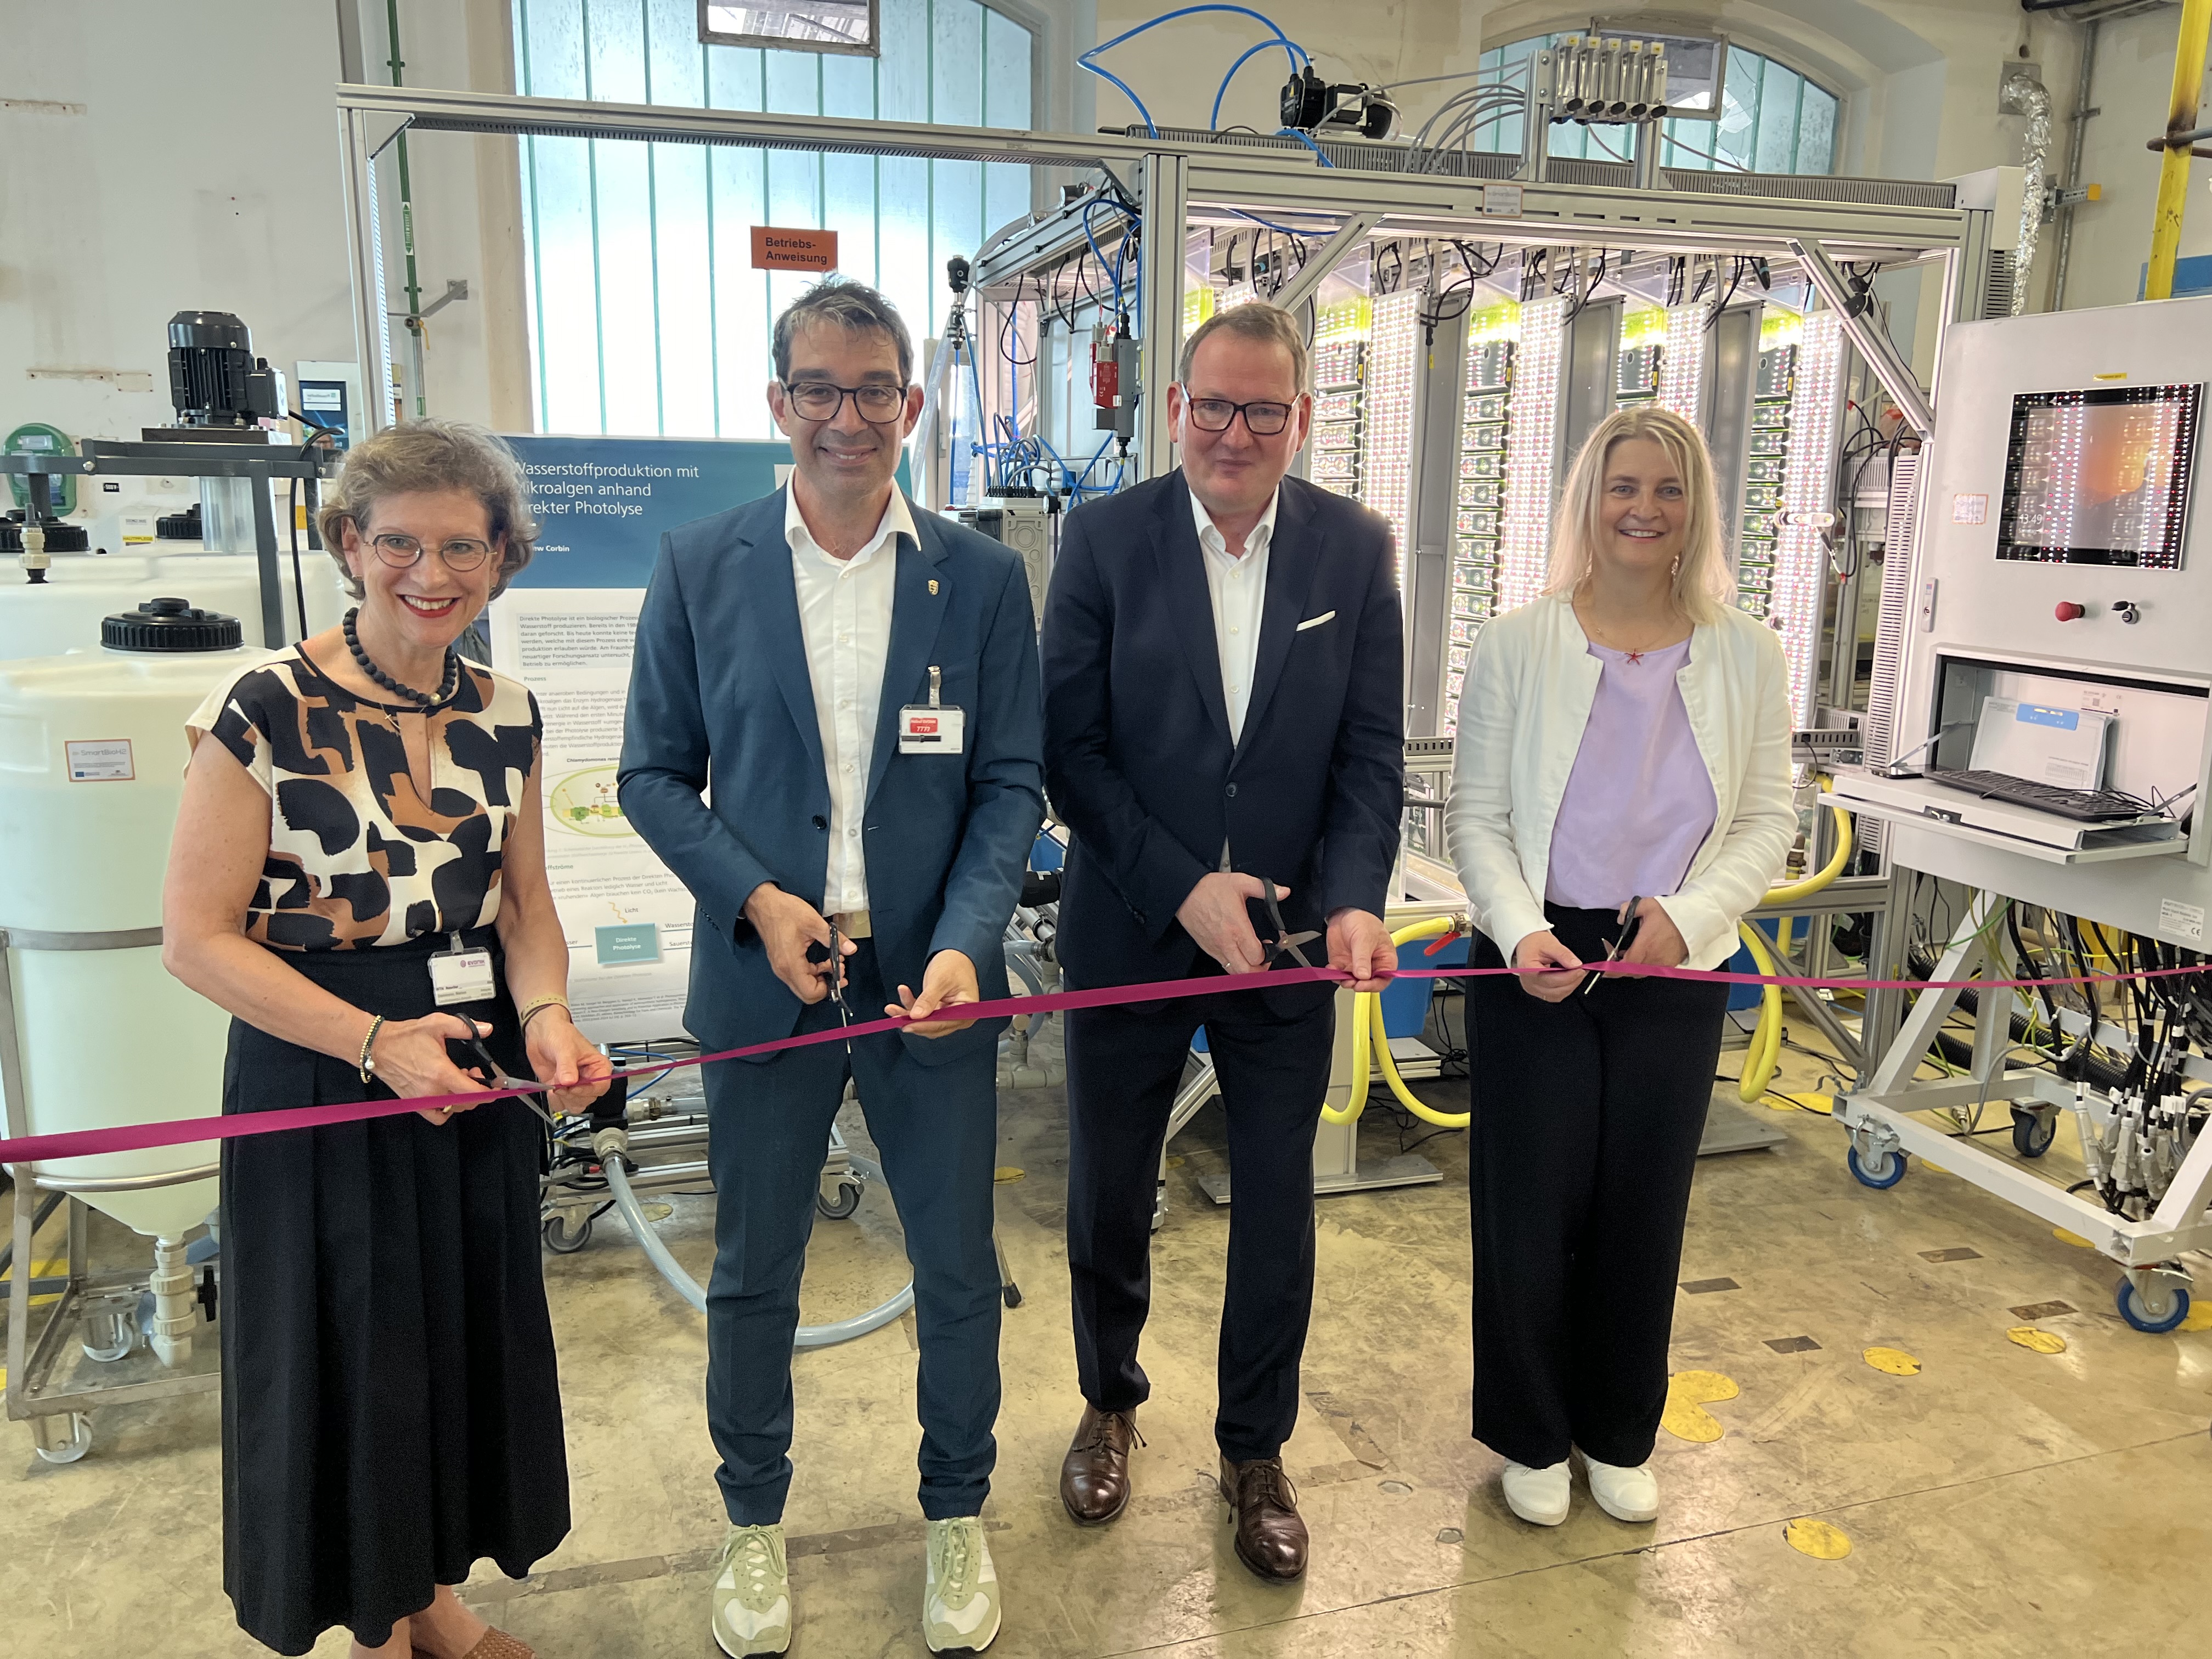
[[335, 82, 1976, 437]]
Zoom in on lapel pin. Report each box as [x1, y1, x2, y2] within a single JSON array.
[[928, 578, 939, 595]]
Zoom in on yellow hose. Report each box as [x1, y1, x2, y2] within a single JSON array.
[[1740, 782, 1853, 1104], [1322, 916, 1469, 1129]]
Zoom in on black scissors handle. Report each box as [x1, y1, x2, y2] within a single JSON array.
[[1582, 896, 1645, 997], [1255, 876, 1322, 969]]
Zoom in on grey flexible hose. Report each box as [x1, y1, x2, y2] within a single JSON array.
[[605, 1152, 915, 1349]]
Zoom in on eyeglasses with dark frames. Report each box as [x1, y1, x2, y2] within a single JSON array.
[[366, 533, 495, 573], [783, 381, 910, 423], [1178, 390, 1297, 437]]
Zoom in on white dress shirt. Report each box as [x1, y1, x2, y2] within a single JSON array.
[[787, 484, 915, 915], [1189, 477, 1279, 744]]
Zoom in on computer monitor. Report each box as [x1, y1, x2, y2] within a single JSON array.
[[1995, 382, 2201, 568]]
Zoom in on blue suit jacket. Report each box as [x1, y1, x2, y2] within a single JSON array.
[[1041, 471, 1403, 997], [618, 489, 1044, 1064]]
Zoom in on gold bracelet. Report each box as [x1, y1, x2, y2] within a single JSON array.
[[517, 996, 571, 1030], [357, 1013, 388, 1086]]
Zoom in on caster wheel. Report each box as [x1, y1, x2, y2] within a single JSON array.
[[1848, 1143, 1908, 1189], [1002, 1283, 1023, 1309], [543, 1213, 594, 1255], [815, 1179, 863, 1221], [32, 1413, 93, 1465], [2011, 1107, 2056, 1159], [80, 1310, 138, 1364], [2116, 1276, 2191, 1334]]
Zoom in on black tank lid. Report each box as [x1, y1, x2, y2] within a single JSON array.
[[101, 596, 244, 653], [155, 503, 203, 540], [1, 511, 91, 554]]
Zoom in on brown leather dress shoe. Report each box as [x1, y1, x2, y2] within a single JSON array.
[[1218, 1455, 1308, 1581], [1060, 1403, 1141, 1526]]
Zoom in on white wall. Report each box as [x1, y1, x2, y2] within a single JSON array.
[[0, 0, 356, 450], [2060, 6, 2212, 314]]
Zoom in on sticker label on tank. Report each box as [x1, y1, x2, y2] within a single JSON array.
[[2158, 898, 2205, 946], [65, 738, 134, 781]]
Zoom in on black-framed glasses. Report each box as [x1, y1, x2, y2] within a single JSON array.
[[1180, 391, 1296, 437], [784, 380, 909, 423], [368, 533, 494, 572]]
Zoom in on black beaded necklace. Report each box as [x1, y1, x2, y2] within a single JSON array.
[[343, 607, 460, 712]]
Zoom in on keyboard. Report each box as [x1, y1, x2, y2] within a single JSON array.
[[1923, 768, 2155, 823]]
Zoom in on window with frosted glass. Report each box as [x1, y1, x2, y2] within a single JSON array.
[[1465, 36, 1838, 177], [514, 0, 1032, 437]]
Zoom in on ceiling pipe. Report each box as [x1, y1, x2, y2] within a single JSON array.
[[2052, 16, 2103, 309]]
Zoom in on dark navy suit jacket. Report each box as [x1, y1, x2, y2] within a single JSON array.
[[618, 489, 1044, 1064], [1040, 470, 1403, 998]]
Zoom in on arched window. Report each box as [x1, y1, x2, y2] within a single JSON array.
[[1468, 37, 1839, 177], [512, 0, 1034, 438]]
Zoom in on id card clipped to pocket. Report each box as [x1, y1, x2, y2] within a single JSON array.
[[430, 930, 496, 1007], [899, 664, 966, 755]]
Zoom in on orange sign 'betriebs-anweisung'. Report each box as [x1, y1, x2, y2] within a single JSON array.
[[751, 227, 839, 272]]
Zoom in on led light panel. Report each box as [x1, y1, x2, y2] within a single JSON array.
[[1360, 289, 1423, 596], [1771, 310, 1843, 723], [1499, 295, 1568, 614], [1658, 304, 1708, 423]]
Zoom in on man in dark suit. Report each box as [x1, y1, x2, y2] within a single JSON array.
[[620, 279, 1041, 1657], [1040, 301, 1404, 1580]]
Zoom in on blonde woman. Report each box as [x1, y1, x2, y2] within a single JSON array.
[[1445, 406, 1793, 1530], [164, 421, 610, 1657]]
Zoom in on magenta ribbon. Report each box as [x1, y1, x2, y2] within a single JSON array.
[[3, 957, 2204, 1167]]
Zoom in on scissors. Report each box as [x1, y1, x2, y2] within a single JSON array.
[[806, 921, 854, 1052], [1256, 878, 1323, 969], [1582, 897, 1644, 996], [459, 1034, 560, 1126]]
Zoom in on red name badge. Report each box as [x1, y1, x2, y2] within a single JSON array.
[[899, 704, 965, 754]]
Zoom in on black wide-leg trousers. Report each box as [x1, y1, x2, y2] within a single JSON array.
[[1464, 905, 1731, 1470], [1064, 970, 1334, 1462]]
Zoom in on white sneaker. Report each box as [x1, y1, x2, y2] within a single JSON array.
[[1581, 1453, 1660, 1523], [1500, 1459, 1571, 1526], [712, 1523, 792, 1656], [923, 1515, 1002, 1653]]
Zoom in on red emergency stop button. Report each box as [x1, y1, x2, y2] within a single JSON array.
[[2055, 602, 2085, 622]]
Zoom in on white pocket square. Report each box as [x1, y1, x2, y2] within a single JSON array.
[[1295, 610, 1336, 631]]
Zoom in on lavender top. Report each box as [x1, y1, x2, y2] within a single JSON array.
[[1544, 636, 1718, 910]]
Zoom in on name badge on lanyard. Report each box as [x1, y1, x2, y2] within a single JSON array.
[[899, 664, 966, 755], [430, 930, 496, 1006]]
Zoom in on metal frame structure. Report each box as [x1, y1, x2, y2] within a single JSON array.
[[2, 929, 221, 1464], [330, 80, 1984, 1205]]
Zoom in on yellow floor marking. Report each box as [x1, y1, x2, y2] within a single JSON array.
[[2178, 1301, 2212, 1333], [992, 1167, 1024, 1184], [1164, 1154, 1186, 1169], [2006, 1327, 2067, 1354], [1662, 1369, 1740, 1443], [1921, 1161, 1947, 1174], [1784, 1517, 1853, 1560], [2052, 1228, 2095, 1249], [1863, 1346, 1922, 1375], [2, 1258, 67, 1310]]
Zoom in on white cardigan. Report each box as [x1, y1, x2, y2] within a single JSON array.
[[1444, 592, 1797, 972]]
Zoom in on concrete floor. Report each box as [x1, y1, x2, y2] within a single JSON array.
[[5, 1008, 2211, 1657]]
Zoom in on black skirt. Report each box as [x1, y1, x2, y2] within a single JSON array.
[[218, 927, 569, 1655]]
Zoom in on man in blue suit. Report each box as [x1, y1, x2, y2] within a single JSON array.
[[1041, 302, 1403, 1582], [619, 279, 1042, 1657]]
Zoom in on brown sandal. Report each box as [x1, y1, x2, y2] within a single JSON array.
[[413, 1632, 535, 1659]]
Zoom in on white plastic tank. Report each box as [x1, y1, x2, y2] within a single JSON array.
[[0, 597, 271, 1240], [0, 545, 348, 663]]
